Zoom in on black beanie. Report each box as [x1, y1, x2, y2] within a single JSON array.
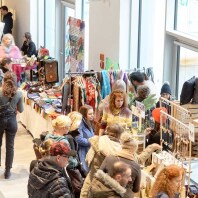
[[161, 82, 171, 95]]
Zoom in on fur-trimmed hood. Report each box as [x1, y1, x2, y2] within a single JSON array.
[[88, 170, 126, 198]]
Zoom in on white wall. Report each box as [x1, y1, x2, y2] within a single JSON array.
[[119, 0, 130, 70], [140, 0, 166, 95], [89, 0, 120, 70], [3, 0, 30, 47]]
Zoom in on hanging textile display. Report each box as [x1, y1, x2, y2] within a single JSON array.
[[66, 16, 85, 72]]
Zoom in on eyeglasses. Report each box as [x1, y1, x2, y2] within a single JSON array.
[[60, 155, 69, 158]]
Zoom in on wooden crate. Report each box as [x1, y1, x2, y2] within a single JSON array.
[[181, 103, 198, 120], [172, 102, 198, 132], [171, 102, 198, 157]]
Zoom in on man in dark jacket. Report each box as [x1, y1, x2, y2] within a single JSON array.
[[28, 142, 76, 198], [0, 6, 13, 34], [88, 161, 132, 198]]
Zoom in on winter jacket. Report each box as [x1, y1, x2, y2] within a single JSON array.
[[75, 119, 94, 173], [2, 12, 13, 34], [45, 133, 78, 169], [88, 170, 130, 198], [28, 159, 74, 198], [101, 106, 132, 130], [80, 135, 122, 198], [21, 41, 37, 57], [100, 155, 141, 197]]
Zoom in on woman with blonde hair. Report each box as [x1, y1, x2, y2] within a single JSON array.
[[0, 71, 23, 179], [151, 165, 184, 198], [99, 89, 132, 136], [0, 33, 22, 59], [29, 139, 54, 172], [44, 115, 78, 169]]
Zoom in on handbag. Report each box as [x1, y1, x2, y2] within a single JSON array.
[[66, 167, 84, 193]]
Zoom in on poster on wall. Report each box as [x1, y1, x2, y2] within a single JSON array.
[[66, 17, 85, 72], [105, 57, 119, 70]]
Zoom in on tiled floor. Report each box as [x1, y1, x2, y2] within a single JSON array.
[[0, 123, 35, 198]]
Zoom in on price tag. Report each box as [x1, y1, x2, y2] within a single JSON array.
[[189, 122, 195, 142]]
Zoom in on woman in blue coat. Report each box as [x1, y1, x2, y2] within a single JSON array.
[[76, 105, 94, 173]]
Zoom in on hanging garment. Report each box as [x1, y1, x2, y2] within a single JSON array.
[[101, 70, 111, 99]]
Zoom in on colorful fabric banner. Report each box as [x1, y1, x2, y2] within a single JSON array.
[[66, 17, 85, 72]]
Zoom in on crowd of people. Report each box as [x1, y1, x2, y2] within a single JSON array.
[[0, 5, 185, 198], [26, 72, 182, 198]]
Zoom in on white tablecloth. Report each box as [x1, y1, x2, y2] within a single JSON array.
[[18, 91, 53, 138]]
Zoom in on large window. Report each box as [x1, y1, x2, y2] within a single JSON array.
[[164, 0, 198, 98], [178, 46, 198, 97], [176, 0, 198, 37], [44, 0, 56, 57]]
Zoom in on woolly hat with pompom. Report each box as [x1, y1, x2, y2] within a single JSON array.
[[120, 132, 138, 152], [161, 81, 171, 95]]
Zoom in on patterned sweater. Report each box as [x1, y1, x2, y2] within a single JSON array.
[[100, 106, 132, 129]]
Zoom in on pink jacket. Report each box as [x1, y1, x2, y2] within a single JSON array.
[[0, 45, 22, 59]]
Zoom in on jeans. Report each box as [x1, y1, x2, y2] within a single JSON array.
[[0, 114, 17, 169]]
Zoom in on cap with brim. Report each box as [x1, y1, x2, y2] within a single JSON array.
[[50, 142, 77, 157]]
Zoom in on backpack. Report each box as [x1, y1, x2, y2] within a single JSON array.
[[192, 77, 198, 104], [180, 76, 196, 105]]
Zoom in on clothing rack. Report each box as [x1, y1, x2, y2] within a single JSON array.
[[124, 67, 145, 73], [63, 71, 98, 114], [65, 71, 97, 75]]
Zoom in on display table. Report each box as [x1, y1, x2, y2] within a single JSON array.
[[12, 64, 37, 82], [17, 91, 53, 138]]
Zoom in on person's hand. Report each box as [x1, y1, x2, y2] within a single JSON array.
[[144, 127, 152, 136], [151, 143, 162, 150]]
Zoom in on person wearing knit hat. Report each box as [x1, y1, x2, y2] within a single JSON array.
[[28, 141, 75, 197], [156, 81, 172, 109], [100, 132, 161, 197], [160, 81, 171, 99]]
